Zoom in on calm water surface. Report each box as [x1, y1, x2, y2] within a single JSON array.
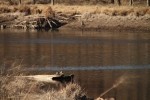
[[0, 29, 150, 100]]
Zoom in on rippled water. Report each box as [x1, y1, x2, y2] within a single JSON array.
[[0, 29, 150, 99]]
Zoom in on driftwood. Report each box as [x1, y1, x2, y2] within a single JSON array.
[[0, 13, 68, 30], [12, 16, 65, 30], [17, 72, 74, 87]]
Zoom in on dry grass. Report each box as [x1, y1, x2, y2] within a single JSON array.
[[0, 4, 150, 17], [43, 6, 55, 18], [101, 7, 134, 16], [46, 4, 150, 16], [0, 61, 86, 100], [0, 5, 12, 13], [0, 61, 24, 99], [37, 83, 85, 100], [1, 77, 85, 100]]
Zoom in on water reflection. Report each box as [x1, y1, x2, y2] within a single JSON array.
[[0, 30, 150, 99]]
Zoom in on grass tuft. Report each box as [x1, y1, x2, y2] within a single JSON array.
[[0, 62, 86, 100], [0, 4, 150, 17], [0, 5, 11, 13]]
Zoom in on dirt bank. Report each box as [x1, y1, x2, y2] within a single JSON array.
[[64, 13, 150, 31], [0, 4, 150, 31]]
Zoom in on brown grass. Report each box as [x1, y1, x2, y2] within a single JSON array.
[[43, 6, 55, 18], [1, 77, 85, 100], [0, 61, 24, 99], [38, 83, 85, 100], [0, 61, 86, 100], [0, 5, 12, 13], [17, 5, 31, 15], [50, 5, 150, 16], [0, 4, 150, 16], [134, 8, 149, 16]]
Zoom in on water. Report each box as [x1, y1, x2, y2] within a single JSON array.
[[0, 29, 150, 100]]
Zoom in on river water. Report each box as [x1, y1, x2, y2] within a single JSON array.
[[0, 29, 150, 100]]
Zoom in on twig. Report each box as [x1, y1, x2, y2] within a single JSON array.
[[47, 19, 52, 28]]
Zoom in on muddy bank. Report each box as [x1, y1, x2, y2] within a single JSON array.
[[1, 12, 150, 31], [64, 13, 150, 31], [0, 5, 150, 31], [0, 5, 75, 30]]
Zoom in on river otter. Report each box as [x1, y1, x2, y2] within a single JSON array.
[[52, 74, 74, 84]]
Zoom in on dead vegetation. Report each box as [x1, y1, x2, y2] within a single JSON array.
[[43, 6, 55, 18], [0, 5, 41, 15], [1, 76, 86, 100], [0, 62, 88, 100], [0, 4, 150, 17], [0, 3, 150, 31]]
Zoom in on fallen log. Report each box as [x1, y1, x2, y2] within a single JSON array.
[[16, 72, 74, 86]]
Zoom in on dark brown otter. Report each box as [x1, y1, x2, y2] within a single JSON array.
[[52, 74, 74, 84]]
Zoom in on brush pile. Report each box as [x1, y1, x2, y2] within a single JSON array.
[[11, 15, 64, 30], [0, 6, 73, 30]]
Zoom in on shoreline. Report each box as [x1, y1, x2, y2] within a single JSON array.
[[63, 13, 150, 31], [0, 4, 150, 31]]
